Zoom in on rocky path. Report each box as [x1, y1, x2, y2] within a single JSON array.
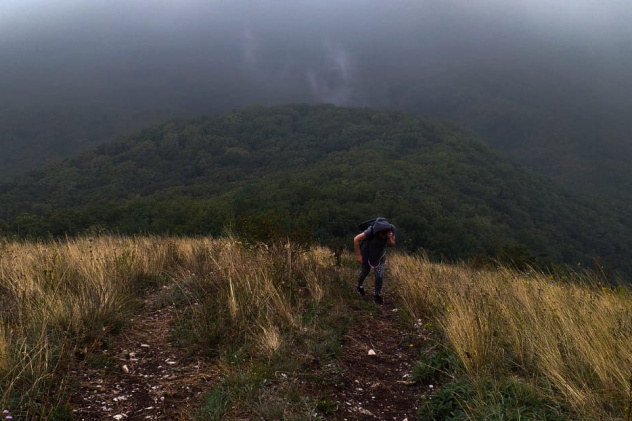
[[70, 289, 214, 420], [329, 295, 428, 421], [70, 286, 427, 420]]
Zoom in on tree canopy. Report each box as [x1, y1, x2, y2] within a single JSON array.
[[1, 104, 629, 275]]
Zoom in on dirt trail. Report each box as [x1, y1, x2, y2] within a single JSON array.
[[327, 294, 427, 421], [70, 286, 427, 420], [70, 289, 213, 420]]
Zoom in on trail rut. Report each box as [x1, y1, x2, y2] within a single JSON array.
[[70, 285, 428, 420]]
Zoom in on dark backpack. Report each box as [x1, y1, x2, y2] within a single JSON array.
[[358, 217, 388, 234], [358, 217, 392, 263], [358, 217, 376, 231]]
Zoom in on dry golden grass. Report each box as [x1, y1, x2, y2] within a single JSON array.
[[10, 235, 630, 418], [0, 236, 338, 415], [173, 239, 338, 360], [0, 236, 170, 411], [0, 321, 7, 374], [391, 253, 632, 418]]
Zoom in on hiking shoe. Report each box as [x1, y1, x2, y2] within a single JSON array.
[[357, 286, 365, 296], [374, 295, 383, 305]]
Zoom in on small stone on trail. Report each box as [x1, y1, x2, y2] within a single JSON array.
[[356, 407, 374, 416], [368, 349, 376, 356]]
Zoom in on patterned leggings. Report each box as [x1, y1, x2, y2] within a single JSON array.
[[357, 257, 386, 296]]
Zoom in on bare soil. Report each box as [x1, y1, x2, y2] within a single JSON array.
[[321, 294, 428, 421], [70, 290, 214, 420], [70, 285, 429, 420]]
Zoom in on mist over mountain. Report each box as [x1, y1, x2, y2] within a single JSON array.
[[3, 1, 631, 110], [1, 1, 632, 198]]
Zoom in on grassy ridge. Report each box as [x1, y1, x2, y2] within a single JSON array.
[[1, 236, 631, 419], [0, 236, 182, 417], [392, 255, 632, 419], [0, 236, 351, 419]]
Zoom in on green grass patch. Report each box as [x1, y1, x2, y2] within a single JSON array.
[[419, 377, 573, 421], [412, 341, 463, 383], [194, 386, 230, 421]]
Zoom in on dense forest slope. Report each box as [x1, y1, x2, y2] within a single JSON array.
[[0, 104, 629, 274]]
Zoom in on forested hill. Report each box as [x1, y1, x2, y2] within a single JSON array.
[[0, 104, 629, 275]]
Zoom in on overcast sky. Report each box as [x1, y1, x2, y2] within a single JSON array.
[[1, 0, 631, 113]]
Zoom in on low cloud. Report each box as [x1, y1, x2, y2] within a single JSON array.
[[307, 42, 353, 105], [241, 27, 259, 67]]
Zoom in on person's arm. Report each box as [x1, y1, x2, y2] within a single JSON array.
[[353, 233, 367, 264], [387, 231, 396, 247]]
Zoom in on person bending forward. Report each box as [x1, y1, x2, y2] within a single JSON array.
[[353, 217, 396, 304]]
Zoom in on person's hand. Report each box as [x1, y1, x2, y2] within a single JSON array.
[[356, 254, 363, 264]]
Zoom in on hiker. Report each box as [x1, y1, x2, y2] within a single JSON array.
[[353, 217, 396, 304]]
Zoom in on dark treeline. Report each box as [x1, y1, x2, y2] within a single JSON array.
[[0, 104, 630, 276]]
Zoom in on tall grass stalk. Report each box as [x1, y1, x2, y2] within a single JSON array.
[[391, 254, 632, 418]]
